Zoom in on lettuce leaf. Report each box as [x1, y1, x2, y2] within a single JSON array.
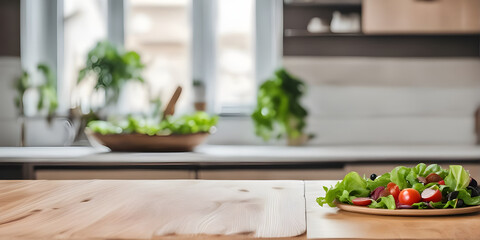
[[390, 166, 411, 189], [366, 173, 391, 192], [443, 200, 458, 209], [412, 183, 425, 192], [412, 182, 438, 193], [343, 172, 369, 195], [429, 200, 457, 209], [412, 202, 429, 209], [406, 163, 448, 187], [317, 172, 370, 207], [318, 183, 343, 207], [369, 195, 396, 210], [444, 165, 470, 191], [413, 163, 428, 176], [457, 189, 480, 206], [425, 164, 448, 179]]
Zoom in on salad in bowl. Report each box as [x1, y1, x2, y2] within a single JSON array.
[[317, 164, 480, 210]]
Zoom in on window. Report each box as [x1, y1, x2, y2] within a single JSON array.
[[216, 0, 256, 113], [63, 0, 108, 113], [125, 0, 192, 113], [46, 0, 280, 116]]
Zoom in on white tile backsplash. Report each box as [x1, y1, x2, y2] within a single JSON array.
[[0, 120, 20, 146], [283, 56, 480, 145], [284, 57, 480, 87], [306, 117, 475, 145], [303, 86, 480, 118]]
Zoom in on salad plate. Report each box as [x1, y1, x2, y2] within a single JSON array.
[[336, 203, 480, 216], [317, 164, 480, 215]]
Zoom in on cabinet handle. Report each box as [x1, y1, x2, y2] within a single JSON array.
[[414, 0, 440, 2]]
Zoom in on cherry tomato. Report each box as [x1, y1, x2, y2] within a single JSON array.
[[352, 197, 373, 206], [398, 188, 421, 206], [438, 180, 445, 185], [387, 182, 400, 201], [421, 187, 442, 202]]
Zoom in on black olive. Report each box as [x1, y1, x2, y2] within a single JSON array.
[[456, 199, 465, 208], [468, 186, 480, 197], [447, 191, 459, 201], [370, 174, 377, 180], [469, 178, 478, 188]]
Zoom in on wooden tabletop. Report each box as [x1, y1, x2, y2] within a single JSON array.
[[1, 180, 480, 240], [0, 180, 305, 240]]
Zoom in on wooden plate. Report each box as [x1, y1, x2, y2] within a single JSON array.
[[86, 130, 209, 152], [336, 203, 480, 216]]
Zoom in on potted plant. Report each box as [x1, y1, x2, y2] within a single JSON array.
[[77, 41, 145, 117], [193, 79, 206, 111], [251, 68, 311, 146], [14, 71, 31, 146], [14, 63, 68, 146], [36, 63, 59, 119]]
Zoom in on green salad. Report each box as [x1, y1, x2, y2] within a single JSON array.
[[317, 164, 480, 210], [87, 111, 218, 136]]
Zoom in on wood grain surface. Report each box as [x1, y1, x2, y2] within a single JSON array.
[[0, 180, 306, 240], [306, 181, 480, 240], [3, 180, 480, 240], [363, 0, 480, 34]]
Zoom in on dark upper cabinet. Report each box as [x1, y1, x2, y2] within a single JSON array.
[[283, 0, 480, 57]]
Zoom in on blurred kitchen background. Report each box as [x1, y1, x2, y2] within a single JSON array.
[[0, 0, 480, 180]]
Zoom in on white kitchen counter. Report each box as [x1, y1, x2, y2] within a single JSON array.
[[1, 145, 480, 163]]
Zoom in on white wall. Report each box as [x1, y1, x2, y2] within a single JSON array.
[[209, 57, 480, 146], [0, 57, 22, 146], [283, 57, 480, 145]]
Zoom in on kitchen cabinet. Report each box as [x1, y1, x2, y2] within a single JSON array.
[[363, 0, 480, 34], [35, 169, 195, 180], [283, 0, 480, 57], [4, 146, 480, 180], [198, 169, 346, 180]]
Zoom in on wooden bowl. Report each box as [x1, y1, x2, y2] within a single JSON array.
[[86, 130, 209, 152]]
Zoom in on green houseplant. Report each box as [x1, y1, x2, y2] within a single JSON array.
[[77, 41, 145, 106], [14, 63, 59, 146], [251, 68, 310, 145], [14, 63, 58, 118], [36, 63, 59, 117]]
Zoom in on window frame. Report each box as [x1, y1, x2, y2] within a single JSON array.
[[194, 0, 283, 115], [22, 0, 283, 117]]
